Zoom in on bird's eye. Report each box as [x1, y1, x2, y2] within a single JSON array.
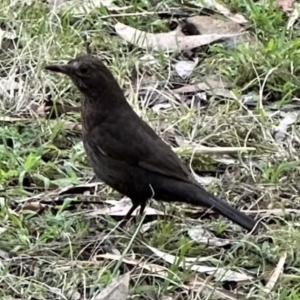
[[79, 66, 88, 74]]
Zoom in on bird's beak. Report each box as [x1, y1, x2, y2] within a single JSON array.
[[45, 64, 72, 75]]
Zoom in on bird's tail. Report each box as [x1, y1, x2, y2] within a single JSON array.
[[160, 181, 257, 232], [194, 186, 257, 232]]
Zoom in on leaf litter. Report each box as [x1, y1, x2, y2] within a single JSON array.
[[1, 0, 298, 298], [115, 22, 245, 52], [188, 225, 232, 247], [92, 272, 130, 300], [173, 58, 198, 79], [274, 111, 299, 143], [146, 245, 253, 282], [193, 0, 248, 24], [94, 253, 246, 299], [180, 16, 256, 48]]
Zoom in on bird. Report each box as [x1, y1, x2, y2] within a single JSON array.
[[45, 55, 258, 232]]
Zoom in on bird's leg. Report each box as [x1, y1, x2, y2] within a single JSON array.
[[118, 204, 137, 229], [139, 200, 147, 217], [121, 199, 147, 226], [120, 202, 139, 226]]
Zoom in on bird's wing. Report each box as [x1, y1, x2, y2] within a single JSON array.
[[85, 114, 192, 183]]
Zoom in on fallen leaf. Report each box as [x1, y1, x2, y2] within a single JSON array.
[[173, 59, 198, 79], [0, 78, 24, 99], [185, 16, 241, 33], [34, 99, 80, 118], [188, 225, 231, 247], [115, 22, 244, 51], [86, 198, 164, 217], [95, 253, 170, 276], [274, 111, 298, 143], [186, 274, 248, 299], [214, 157, 237, 165], [58, 182, 101, 196], [0, 116, 31, 123], [93, 272, 130, 300], [17, 201, 45, 213], [189, 0, 248, 24], [263, 252, 287, 292], [0, 249, 10, 259], [193, 174, 218, 186], [147, 245, 252, 282], [287, 3, 300, 29], [140, 220, 159, 233], [63, 121, 82, 132], [173, 145, 256, 155], [174, 86, 235, 99], [48, 0, 115, 16], [242, 208, 300, 217], [35, 102, 48, 116], [58, 256, 247, 300], [172, 77, 234, 99], [0, 28, 18, 47], [182, 16, 255, 48], [276, 0, 295, 11], [151, 103, 172, 112], [242, 93, 259, 106], [70, 290, 82, 300], [213, 1, 248, 24]]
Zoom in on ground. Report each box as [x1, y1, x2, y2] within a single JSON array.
[[0, 0, 300, 299]]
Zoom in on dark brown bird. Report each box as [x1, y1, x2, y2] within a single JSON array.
[[45, 55, 257, 232]]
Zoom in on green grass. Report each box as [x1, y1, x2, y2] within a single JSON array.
[[0, 0, 300, 299]]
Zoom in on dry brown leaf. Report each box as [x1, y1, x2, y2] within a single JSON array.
[[115, 22, 244, 51], [93, 272, 130, 300], [183, 15, 255, 48], [186, 16, 242, 35], [18, 201, 45, 213]]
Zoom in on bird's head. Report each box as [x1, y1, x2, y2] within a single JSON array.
[[45, 55, 115, 94]]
